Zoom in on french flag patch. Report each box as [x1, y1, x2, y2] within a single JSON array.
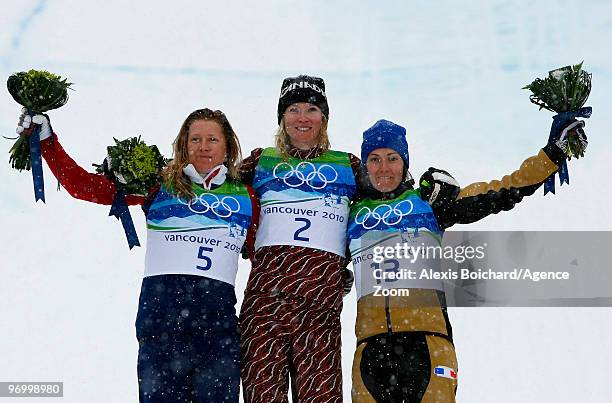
[[434, 365, 457, 380]]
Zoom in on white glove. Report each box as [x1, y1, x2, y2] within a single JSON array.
[[104, 155, 127, 184], [16, 108, 52, 140], [555, 120, 587, 155]]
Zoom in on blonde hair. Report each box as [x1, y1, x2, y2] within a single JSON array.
[[274, 116, 330, 158], [162, 108, 242, 198]]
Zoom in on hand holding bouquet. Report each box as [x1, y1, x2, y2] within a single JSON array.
[[6, 69, 72, 202], [93, 136, 168, 249], [523, 62, 592, 194], [94, 136, 167, 195], [7, 69, 72, 170], [523, 62, 591, 159]]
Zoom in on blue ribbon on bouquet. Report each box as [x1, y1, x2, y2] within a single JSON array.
[[109, 190, 140, 249], [28, 123, 45, 203], [544, 106, 592, 195]]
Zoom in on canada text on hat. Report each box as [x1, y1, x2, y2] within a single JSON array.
[[277, 75, 329, 124], [280, 81, 326, 98]]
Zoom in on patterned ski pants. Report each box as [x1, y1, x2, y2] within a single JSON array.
[[240, 293, 343, 402]]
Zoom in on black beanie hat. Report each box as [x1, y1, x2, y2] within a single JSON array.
[[277, 75, 329, 124]]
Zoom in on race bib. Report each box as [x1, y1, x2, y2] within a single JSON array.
[[352, 230, 445, 299], [144, 227, 242, 285], [253, 148, 356, 256], [144, 183, 252, 285], [348, 189, 444, 298], [255, 195, 350, 256]]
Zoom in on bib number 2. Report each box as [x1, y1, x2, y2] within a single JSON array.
[[293, 218, 311, 242], [197, 246, 213, 271]]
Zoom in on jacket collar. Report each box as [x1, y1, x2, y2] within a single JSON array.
[[182, 164, 227, 190]]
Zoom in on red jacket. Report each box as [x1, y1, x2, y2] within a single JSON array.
[[40, 134, 260, 255]]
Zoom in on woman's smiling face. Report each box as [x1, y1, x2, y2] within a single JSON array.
[[366, 148, 404, 193], [283, 102, 323, 150]]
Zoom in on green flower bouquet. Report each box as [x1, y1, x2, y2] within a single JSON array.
[[523, 62, 591, 159], [7, 69, 72, 171], [94, 136, 167, 248], [94, 136, 168, 195]]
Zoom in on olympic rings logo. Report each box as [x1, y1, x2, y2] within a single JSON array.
[[272, 161, 338, 189], [354, 200, 414, 229], [178, 193, 240, 217]]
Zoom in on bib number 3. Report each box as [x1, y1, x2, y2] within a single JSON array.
[[371, 259, 400, 284]]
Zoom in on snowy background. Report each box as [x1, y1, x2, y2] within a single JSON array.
[[1, 0, 611, 401]]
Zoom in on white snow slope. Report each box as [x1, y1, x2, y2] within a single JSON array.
[[1, 1, 611, 402]]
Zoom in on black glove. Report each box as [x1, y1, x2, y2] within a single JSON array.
[[419, 167, 460, 208], [342, 268, 354, 297], [552, 119, 587, 158]]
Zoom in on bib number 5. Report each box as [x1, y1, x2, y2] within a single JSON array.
[[196, 246, 213, 271]]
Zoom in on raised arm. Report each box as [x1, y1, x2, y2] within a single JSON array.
[[21, 113, 146, 206], [420, 121, 586, 229]]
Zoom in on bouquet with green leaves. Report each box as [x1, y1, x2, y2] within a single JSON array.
[[94, 136, 168, 195], [94, 136, 167, 248], [523, 62, 591, 159], [6, 69, 72, 170]]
